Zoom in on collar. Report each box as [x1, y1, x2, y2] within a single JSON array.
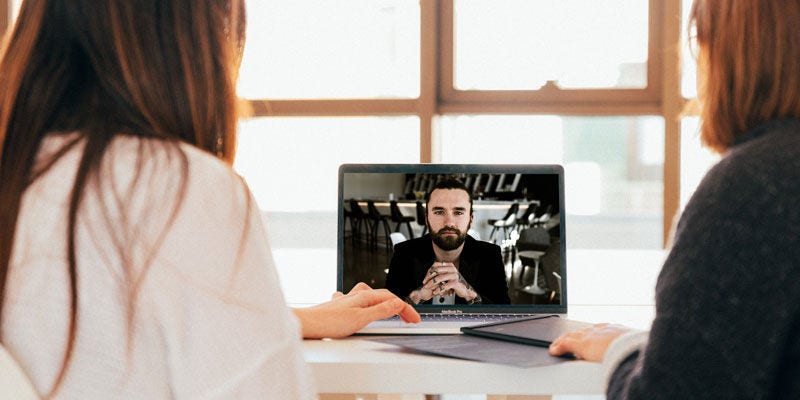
[[731, 118, 800, 148]]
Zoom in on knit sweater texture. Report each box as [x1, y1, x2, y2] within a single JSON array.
[[607, 119, 800, 399]]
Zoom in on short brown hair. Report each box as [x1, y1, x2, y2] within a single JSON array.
[[426, 178, 473, 215], [689, 0, 800, 153]]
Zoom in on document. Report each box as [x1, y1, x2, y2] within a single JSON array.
[[370, 316, 594, 367], [370, 334, 569, 368]]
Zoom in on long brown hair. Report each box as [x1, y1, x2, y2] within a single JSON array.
[[689, 0, 800, 153], [0, 0, 246, 396]]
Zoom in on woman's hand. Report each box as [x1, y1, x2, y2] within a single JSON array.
[[548, 323, 630, 361], [293, 282, 421, 339]]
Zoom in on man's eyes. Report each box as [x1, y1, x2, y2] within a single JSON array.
[[432, 210, 464, 216]]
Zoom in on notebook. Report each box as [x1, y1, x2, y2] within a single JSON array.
[[461, 315, 593, 347], [337, 163, 567, 334]]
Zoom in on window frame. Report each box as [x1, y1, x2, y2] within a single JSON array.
[[437, 0, 664, 114], [3, 0, 689, 246]]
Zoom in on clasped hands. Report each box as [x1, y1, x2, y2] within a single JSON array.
[[407, 261, 479, 304]]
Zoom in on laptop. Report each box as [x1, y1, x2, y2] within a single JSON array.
[[337, 163, 567, 334]]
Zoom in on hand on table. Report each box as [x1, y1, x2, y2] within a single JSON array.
[[548, 323, 631, 362]]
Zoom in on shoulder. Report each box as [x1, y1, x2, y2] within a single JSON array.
[[171, 141, 255, 233], [667, 119, 800, 288], [178, 141, 250, 202], [96, 136, 256, 266], [106, 134, 240, 178], [730, 118, 800, 156], [465, 236, 500, 251], [463, 236, 501, 257], [685, 119, 800, 221], [394, 235, 431, 253], [104, 135, 250, 208], [720, 119, 800, 183]]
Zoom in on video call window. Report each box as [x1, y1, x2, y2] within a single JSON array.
[[340, 170, 563, 307]]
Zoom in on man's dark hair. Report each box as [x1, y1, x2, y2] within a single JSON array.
[[425, 178, 473, 215]]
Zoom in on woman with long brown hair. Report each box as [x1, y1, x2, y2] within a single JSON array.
[[549, 1, 800, 398], [0, 1, 417, 398]]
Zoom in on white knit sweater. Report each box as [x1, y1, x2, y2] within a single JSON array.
[[3, 134, 316, 399]]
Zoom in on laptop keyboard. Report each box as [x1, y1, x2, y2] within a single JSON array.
[[357, 313, 556, 334], [426, 313, 537, 321], [384, 313, 538, 323]]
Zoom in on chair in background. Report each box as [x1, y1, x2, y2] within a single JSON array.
[[0, 344, 39, 400], [515, 226, 552, 295], [389, 232, 408, 248], [547, 271, 562, 304], [367, 200, 392, 251], [487, 202, 519, 244], [389, 200, 415, 239], [531, 204, 553, 227], [343, 200, 354, 241], [515, 201, 540, 230], [535, 237, 563, 304], [415, 201, 428, 236], [347, 199, 370, 246]]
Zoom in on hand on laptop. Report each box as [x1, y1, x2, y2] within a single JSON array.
[[548, 323, 630, 361], [293, 282, 421, 339]]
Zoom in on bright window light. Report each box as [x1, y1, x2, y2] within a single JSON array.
[[454, 0, 649, 90]]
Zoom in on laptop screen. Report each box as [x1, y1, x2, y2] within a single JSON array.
[[337, 164, 567, 314]]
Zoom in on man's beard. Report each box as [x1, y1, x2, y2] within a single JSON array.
[[431, 226, 469, 251]]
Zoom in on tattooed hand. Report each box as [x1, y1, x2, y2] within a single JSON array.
[[406, 261, 481, 304]]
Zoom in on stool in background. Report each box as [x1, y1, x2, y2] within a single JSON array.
[[515, 227, 551, 295]]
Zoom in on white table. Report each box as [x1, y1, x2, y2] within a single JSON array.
[[302, 249, 666, 396], [303, 337, 604, 396]]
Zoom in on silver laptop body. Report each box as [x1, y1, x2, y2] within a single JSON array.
[[337, 164, 567, 334]]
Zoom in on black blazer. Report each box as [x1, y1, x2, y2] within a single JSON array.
[[385, 234, 511, 304]]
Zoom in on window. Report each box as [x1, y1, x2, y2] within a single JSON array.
[[233, 116, 418, 303], [4, 0, 692, 302], [10, 0, 21, 20], [679, 0, 719, 214], [453, 0, 649, 90], [439, 0, 664, 111], [239, 0, 420, 99], [235, 116, 419, 212], [437, 115, 664, 249], [679, 118, 719, 210], [681, 0, 697, 98]]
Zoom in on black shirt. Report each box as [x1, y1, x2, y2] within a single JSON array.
[[385, 234, 511, 304]]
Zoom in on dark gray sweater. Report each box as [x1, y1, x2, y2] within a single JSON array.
[[608, 119, 800, 399]]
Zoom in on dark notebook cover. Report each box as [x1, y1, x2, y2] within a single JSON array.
[[460, 315, 594, 347]]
